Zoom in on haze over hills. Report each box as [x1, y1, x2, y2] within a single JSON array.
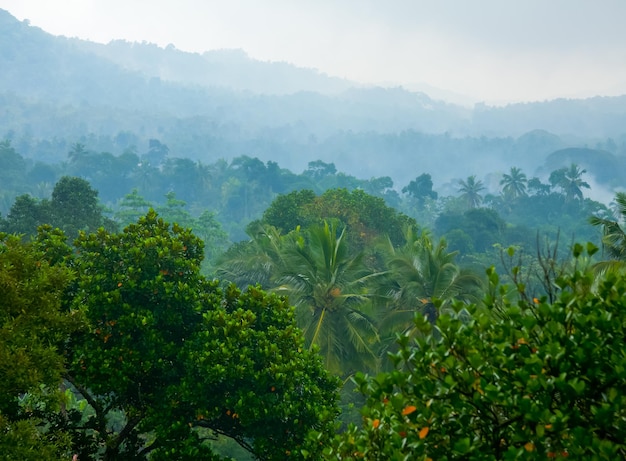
[[1, 8, 626, 192]]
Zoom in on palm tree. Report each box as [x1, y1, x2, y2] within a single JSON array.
[[458, 175, 485, 209], [500, 167, 527, 199], [549, 164, 590, 201], [274, 221, 382, 376], [589, 192, 626, 266], [215, 222, 287, 289], [68, 142, 88, 163], [375, 226, 483, 342]]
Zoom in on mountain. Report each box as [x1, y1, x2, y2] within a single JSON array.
[[1, 8, 625, 188], [73, 40, 354, 96], [472, 97, 626, 138]]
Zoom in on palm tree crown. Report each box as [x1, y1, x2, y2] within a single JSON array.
[[590, 191, 626, 262], [549, 164, 590, 201], [500, 167, 527, 199], [458, 175, 485, 209], [274, 221, 382, 375], [375, 226, 483, 342]]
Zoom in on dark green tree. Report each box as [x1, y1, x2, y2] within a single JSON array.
[[1, 194, 50, 237], [259, 188, 415, 254], [50, 176, 116, 238], [260, 189, 317, 233], [64, 211, 339, 459], [402, 173, 438, 208]]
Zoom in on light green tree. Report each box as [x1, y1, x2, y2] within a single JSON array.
[[0, 231, 84, 460], [114, 188, 153, 226]]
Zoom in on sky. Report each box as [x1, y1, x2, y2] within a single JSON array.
[[1, 0, 626, 104]]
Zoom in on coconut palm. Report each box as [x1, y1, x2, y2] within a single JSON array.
[[589, 192, 626, 268], [215, 222, 286, 289], [375, 226, 483, 342], [458, 175, 485, 209], [500, 167, 528, 199], [549, 164, 590, 201], [274, 221, 382, 376]]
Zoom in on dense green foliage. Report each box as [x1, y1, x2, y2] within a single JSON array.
[[326, 245, 626, 460], [259, 188, 415, 250], [1, 175, 117, 239], [0, 231, 83, 459], [0, 212, 340, 460], [3, 9, 626, 459], [0, 135, 610, 269], [3, 172, 626, 460]]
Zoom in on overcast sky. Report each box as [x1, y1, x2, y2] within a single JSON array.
[[2, 0, 626, 104]]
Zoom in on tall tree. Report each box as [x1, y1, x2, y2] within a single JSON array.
[[402, 173, 438, 208], [0, 232, 83, 460], [63, 211, 339, 459], [218, 221, 384, 375], [549, 164, 590, 201], [589, 191, 626, 264], [457, 175, 485, 209], [50, 176, 116, 238], [274, 221, 382, 375], [499, 166, 527, 199], [375, 226, 483, 337]]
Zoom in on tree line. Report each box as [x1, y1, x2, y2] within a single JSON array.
[[0, 138, 611, 272], [2, 171, 626, 458]]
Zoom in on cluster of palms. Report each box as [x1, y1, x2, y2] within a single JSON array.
[[457, 164, 591, 208], [216, 221, 483, 377]]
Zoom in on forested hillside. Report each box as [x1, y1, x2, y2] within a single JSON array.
[[3, 5, 626, 460], [2, 8, 626, 187]]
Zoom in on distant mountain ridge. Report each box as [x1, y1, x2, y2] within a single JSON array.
[[3, 8, 626, 138], [74, 40, 354, 95], [1, 8, 625, 191]]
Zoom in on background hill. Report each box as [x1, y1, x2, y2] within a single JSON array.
[[1, 8, 625, 190]]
